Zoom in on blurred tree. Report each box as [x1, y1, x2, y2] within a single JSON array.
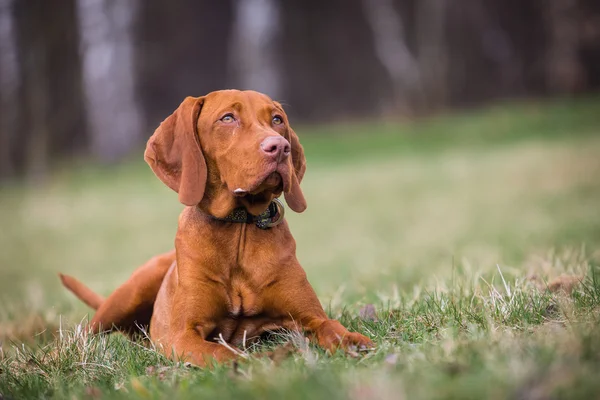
[[278, 0, 392, 121], [14, 0, 50, 181], [363, 0, 422, 114], [579, 0, 600, 89], [415, 0, 448, 111], [77, 0, 142, 162], [0, 0, 18, 179], [444, 0, 539, 106], [545, 0, 586, 94], [228, 0, 282, 100], [12, 0, 85, 181], [135, 0, 233, 135]]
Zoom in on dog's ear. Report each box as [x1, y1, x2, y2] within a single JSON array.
[[284, 126, 307, 213], [144, 96, 207, 206]]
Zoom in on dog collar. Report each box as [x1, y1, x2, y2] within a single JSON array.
[[216, 198, 285, 229]]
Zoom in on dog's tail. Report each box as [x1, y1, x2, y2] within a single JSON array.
[[59, 273, 105, 310]]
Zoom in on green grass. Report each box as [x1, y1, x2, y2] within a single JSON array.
[[1, 97, 600, 399]]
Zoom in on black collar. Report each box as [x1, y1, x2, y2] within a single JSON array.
[[213, 198, 285, 229]]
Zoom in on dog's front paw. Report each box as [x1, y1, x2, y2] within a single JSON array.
[[315, 320, 375, 353], [340, 331, 375, 351]]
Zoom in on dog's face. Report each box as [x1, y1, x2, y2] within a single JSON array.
[[144, 90, 307, 217]]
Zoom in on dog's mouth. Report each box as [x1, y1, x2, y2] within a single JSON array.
[[254, 171, 283, 193], [235, 172, 283, 195], [231, 167, 287, 214], [232, 165, 288, 197]]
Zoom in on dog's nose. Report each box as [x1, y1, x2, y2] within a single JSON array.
[[260, 136, 291, 161]]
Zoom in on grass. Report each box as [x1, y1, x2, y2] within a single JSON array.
[[1, 97, 600, 399]]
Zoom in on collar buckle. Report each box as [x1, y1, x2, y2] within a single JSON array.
[[257, 198, 285, 229]]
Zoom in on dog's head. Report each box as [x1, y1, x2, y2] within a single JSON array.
[[144, 90, 306, 217]]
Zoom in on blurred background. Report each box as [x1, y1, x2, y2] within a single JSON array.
[[0, 0, 599, 179], [0, 0, 599, 329]]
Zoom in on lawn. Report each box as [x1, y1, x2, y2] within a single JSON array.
[[1, 97, 600, 399]]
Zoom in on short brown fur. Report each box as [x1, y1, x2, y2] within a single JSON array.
[[60, 90, 373, 366]]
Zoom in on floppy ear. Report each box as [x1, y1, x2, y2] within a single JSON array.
[[144, 96, 207, 206], [284, 126, 307, 213]]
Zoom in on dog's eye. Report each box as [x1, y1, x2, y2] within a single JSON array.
[[272, 115, 283, 125], [220, 113, 235, 123]]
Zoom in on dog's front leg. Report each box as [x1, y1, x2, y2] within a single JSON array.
[[164, 279, 238, 367], [168, 328, 237, 367], [265, 266, 374, 353]]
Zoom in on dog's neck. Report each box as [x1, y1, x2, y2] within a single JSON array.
[[206, 199, 284, 229]]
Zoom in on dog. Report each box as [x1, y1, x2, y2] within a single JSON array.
[[60, 90, 374, 366]]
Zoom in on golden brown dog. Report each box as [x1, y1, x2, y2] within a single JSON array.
[[60, 90, 373, 366]]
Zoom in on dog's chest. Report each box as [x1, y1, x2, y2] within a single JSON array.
[[220, 227, 285, 318], [208, 277, 285, 345], [226, 277, 262, 317]]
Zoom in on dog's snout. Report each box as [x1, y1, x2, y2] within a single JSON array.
[[260, 136, 291, 161]]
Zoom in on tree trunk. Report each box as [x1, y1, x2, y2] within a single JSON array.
[[416, 0, 448, 111], [545, 0, 585, 94], [13, 0, 51, 182], [279, 0, 391, 121], [0, 0, 18, 179], [77, 0, 142, 162], [228, 0, 281, 99], [362, 0, 421, 115], [134, 0, 233, 134]]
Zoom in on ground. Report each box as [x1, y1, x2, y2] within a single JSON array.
[[1, 98, 599, 399]]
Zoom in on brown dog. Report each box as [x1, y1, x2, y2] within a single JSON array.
[[60, 90, 373, 366]]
